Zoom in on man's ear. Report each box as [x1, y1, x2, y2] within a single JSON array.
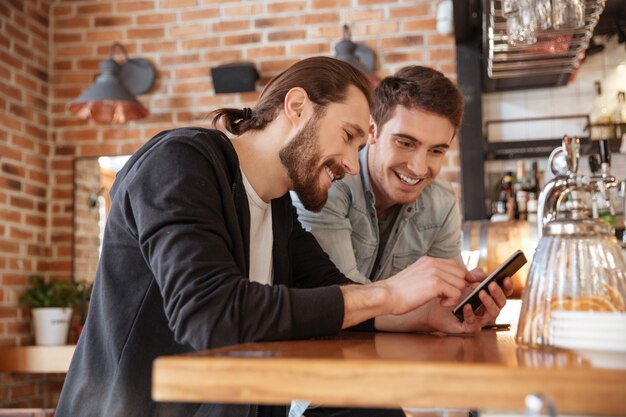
[[367, 115, 377, 145], [284, 87, 308, 127]]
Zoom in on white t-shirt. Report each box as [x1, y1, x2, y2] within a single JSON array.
[[240, 169, 274, 285]]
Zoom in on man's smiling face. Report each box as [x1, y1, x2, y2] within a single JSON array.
[[280, 85, 370, 212], [367, 105, 455, 214]]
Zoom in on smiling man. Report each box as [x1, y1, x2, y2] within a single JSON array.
[[293, 65, 474, 285]]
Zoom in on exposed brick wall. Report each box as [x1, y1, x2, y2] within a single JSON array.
[[0, 0, 62, 408], [49, 0, 459, 289], [0, 0, 52, 345], [1, 0, 458, 408]]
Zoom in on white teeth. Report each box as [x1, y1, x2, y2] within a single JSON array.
[[325, 165, 335, 182], [398, 173, 419, 185]]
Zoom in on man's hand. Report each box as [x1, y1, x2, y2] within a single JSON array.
[[374, 271, 514, 334], [340, 256, 472, 329]]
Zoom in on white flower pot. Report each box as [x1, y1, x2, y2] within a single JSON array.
[[31, 307, 73, 346]]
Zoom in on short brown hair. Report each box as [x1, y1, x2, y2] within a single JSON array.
[[371, 66, 464, 132], [211, 56, 373, 135]]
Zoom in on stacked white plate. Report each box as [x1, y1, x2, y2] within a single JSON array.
[[550, 311, 626, 369]]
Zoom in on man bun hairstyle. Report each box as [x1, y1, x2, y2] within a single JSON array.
[[210, 56, 373, 135], [372, 66, 464, 132]]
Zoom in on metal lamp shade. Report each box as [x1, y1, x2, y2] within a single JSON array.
[[334, 25, 379, 83], [69, 58, 149, 124]]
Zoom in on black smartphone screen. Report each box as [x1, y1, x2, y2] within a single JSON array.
[[452, 249, 527, 322]]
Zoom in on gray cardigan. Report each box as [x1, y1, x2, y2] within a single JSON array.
[[56, 128, 355, 417]]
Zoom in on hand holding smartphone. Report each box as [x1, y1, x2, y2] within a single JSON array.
[[452, 249, 527, 322]]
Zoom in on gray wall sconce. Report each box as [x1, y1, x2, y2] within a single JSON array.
[[211, 63, 259, 94], [334, 24, 379, 83], [69, 42, 156, 124]]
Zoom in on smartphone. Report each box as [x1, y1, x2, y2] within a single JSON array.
[[452, 249, 527, 322]]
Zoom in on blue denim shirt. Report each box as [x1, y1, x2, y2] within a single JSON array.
[[292, 145, 463, 284]]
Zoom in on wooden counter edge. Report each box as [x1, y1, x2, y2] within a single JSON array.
[[0, 345, 75, 373], [152, 355, 626, 416]]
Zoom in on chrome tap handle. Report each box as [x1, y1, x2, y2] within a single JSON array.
[[563, 134, 580, 175]]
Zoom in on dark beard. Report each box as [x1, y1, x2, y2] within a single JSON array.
[[279, 116, 328, 212]]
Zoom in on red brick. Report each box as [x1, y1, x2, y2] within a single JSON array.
[[53, 86, 84, 100], [0, 49, 23, 70], [427, 34, 454, 46], [77, 3, 114, 14], [160, 53, 200, 66], [26, 21, 48, 41], [52, 4, 73, 16], [172, 81, 213, 94], [247, 46, 287, 59], [0, 307, 19, 319], [141, 41, 177, 53], [0, 113, 21, 131], [255, 16, 301, 28], [55, 46, 94, 58], [389, 5, 431, 18], [115, 1, 156, 13], [11, 134, 35, 152], [309, 25, 342, 39], [382, 51, 424, 63], [86, 30, 124, 42], [137, 13, 177, 25], [54, 60, 73, 71], [0, 240, 20, 253], [354, 22, 398, 36], [101, 129, 142, 141], [429, 48, 455, 61], [9, 104, 35, 122], [181, 38, 220, 50], [212, 20, 250, 32], [303, 13, 339, 24], [180, 8, 219, 21], [95, 16, 133, 27], [0, 144, 22, 162], [15, 74, 38, 92], [259, 59, 299, 73], [267, 1, 306, 13], [202, 50, 242, 63], [62, 130, 99, 141], [127, 28, 165, 39], [224, 4, 263, 17], [9, 227, 34, 240], [28, 170, 48, 184], [312, 0, 350, 8], [267, 30, 305, 42], [169, 24, 209, 37], [403, 18, 438, 31], [175, 67, 210, 79], [5, 22, 28, 45], [160, 0, 197, 7], [288, 43, 330, 55], [56, 16, 91, 29], [381, 36, 424, 49], [0, 81, 23, 101]]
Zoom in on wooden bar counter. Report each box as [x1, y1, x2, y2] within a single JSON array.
[[152, 330, 626, 416], [0, 345, 75, 373]]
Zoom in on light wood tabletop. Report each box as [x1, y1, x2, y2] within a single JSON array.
[[152, 330, 626, 416], [0, 345, 75, 373]]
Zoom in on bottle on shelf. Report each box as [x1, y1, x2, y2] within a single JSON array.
[[515, 161, 528, 221], [496, 171, 516, 221], [615, 91, 626, 142]]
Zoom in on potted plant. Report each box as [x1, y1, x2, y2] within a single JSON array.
[[19, 275, 80, 346]]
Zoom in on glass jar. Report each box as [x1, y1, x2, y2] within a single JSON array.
[[516, 218, 626, 346]]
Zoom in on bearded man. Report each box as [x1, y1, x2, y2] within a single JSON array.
[[56, 57, 510, 417]]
